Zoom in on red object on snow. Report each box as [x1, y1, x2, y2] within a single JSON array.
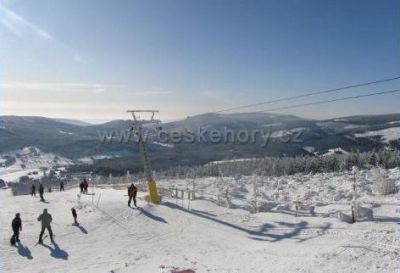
[[175, 270, 195, 273]]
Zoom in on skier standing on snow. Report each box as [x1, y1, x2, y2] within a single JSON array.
[[60, 181, 65, 192], [31, 184, 36, 197], [128, 183, 138, 207], [83, 178, 89, 194], [10, 213, 22, 245], [79, 181, 84, 193], [39, 183, 45, 202], [38, 209, 54, 244], [71, 207, 78, 225]]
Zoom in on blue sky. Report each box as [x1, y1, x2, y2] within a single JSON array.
[[0, 0, 399, 123]]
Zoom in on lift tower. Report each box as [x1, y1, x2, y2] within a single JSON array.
[[127, 110, 161, 204]]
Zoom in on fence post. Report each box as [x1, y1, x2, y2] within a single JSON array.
[[96, 193, 102, 207], [188, 190, 191, 210], [225, 188, 230, 208]]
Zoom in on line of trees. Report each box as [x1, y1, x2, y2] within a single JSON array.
[[158, 149, 400, 178]]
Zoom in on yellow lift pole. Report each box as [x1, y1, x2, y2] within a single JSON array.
[[127, 110, 160, 204]]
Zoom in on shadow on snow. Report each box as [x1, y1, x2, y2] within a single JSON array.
[[73, 223, 88, 234], [14, 243, 33, 260], [162, 201, 331, 242], [135, 207, 168, 223], [41, 242, 69, 260]]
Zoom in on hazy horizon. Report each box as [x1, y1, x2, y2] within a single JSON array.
[[2, 110, 400, 125]]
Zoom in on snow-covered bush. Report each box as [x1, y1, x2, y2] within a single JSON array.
[[373, 168, 398, 195], [376, 178, 397, 195]]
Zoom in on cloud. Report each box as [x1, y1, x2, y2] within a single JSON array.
[[0, 4, 85, 63], [1, 81, 172, 96], [0, 4, 54, 40], [0, 81, 114, 93]]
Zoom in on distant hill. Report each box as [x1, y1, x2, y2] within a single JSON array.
[[54, 118, 93, 127], [0, 113, 399, 173]]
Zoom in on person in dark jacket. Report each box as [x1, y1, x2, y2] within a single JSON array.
[[38, 209, 54, 244], [79, 181, 84, 193], [60, 181, 65, 192], [83, 178, 89, 194], [71, 207, 78, 225], [11, 213, 22, 245], [128, 183, 138, 207], [39, 183, 45, 202], [31, 184, 36, 197]]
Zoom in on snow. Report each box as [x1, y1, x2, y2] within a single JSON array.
[[207, 158, 256, 165], [343, 124, 361, 129], [77, 155, 119, 165], [262, 123, 282, 127], [1, 167, 399, 272], [58, 130, 74, 135], [0, 147, 72, 183], [270, 128, 306, 138], [354, 127, 400, 143], [1, 183, 398, 273], [333, 118, 349, 122], [321, 148, 348, 156], [153, 141, 175, 148], [303, 146, 315, 153]]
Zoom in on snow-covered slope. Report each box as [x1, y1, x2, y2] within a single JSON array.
[[0, 147, 72, 182], [354, 127, 400, 143], [1, 185, 398, 273], [77, 155, 120, 165]]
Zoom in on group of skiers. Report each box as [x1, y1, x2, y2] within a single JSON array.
[[31, 183, 45, 201], [31, 181, 66, 202], [11, 180, 139, 248], [10, 207, 78, 246], [79, 178, 89, 194]]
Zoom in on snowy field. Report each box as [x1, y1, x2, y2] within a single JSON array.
[[1, 176, 399, 273], [0, 147, 71, 183]]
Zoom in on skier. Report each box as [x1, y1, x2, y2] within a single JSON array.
[[10, 213, 22, 245], [79, 181, 84, 193], [60, 181, 65, 192], [37, 209, 54, 244], [71, 207, 78, 225], [39, 183, 45, 202], [83, 178, 89, 194], [128, 183, 138, 207], [31, 184, 36, 197]]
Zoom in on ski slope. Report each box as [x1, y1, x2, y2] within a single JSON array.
[[0, 187, 399, 273]]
